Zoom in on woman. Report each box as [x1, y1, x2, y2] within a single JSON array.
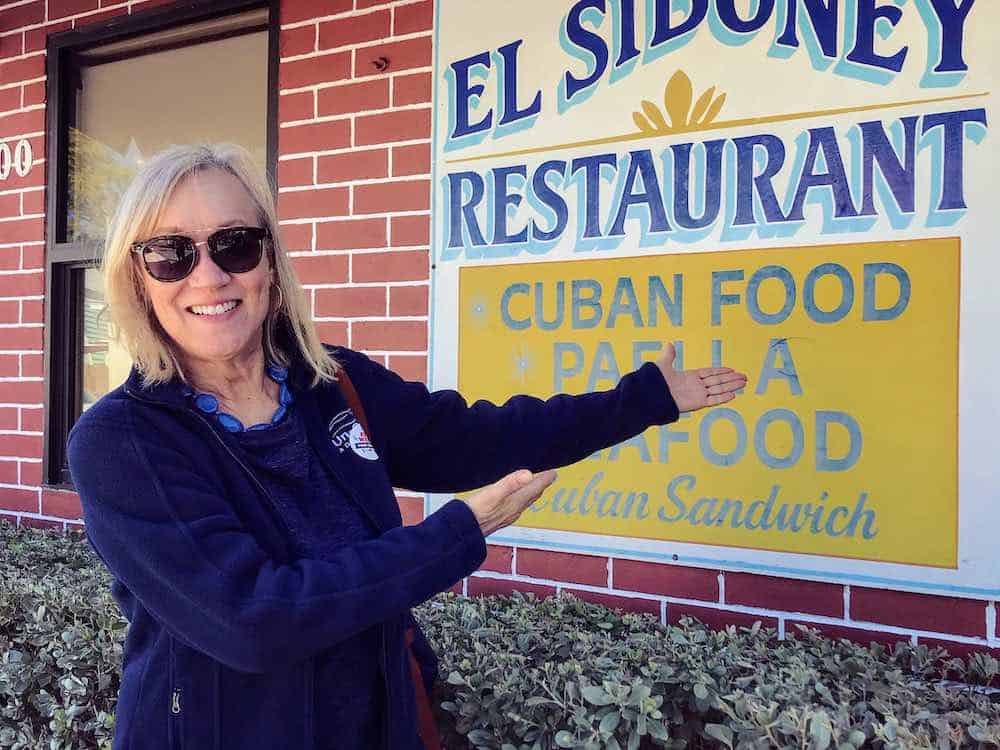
[[67, 143, 747, 750]]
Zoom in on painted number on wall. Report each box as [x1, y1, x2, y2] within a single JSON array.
[[0, 139, 33, 181]]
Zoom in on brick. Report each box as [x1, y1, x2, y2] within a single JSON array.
[[725, 573, 844, 618], [0, 86, 18, 113], [914, 637, 1000, 668], [0, 248, 18, 271], [127, 0, 181, 11], [352, 249, 428, 283], [0, 216, 42, 243], [317, 148, 388, 182], [0, 167, 42, 192], [71, 6, 127, 26], [21, 187, 43, 214], [355, 108, 431, 146], [24, 21, 72, 53], [19, 407, 41, 431], [0, 193, 17, 218], [564, 588, 662, 618], [279, 119, 351, 156], [518, 549, 608, 587], [19, 354, 42, 377], [19, 298, 41, 323], [21, 242, 44, 268], [317, 79, 388, 117], [353, 36, 430, 76], [278, 186, 348, 220], [614, 560, 719, 601], [279, 222, 312, 251], [354, 178, 429, 214], [279, 91, 314, 123], [0, 433, 42, 458], [0, 326, 42, 349], [22, 517, 64, 531], [356, 0, 393, 7], [0, 407, 15, 429], [391, 143, 429, 177], [397, 495, 423, 525], [318, 9, 389, 50], [786, 620, 908, 650], [313, 320, 347, 345], [281, 0, 352, 25], [0, 33, 24, 60], [851, 587, 988, 638], [277, 156, 313, 188], [49, 0, 99, 21], [394, 0, 432, 34], [22, 80, 44, 107], [18, 459, 40, 486], [42, 489, 82, 519], [279, 51, 350, 90], [0, 54, 44, 86], [0, 2, 43, 34], [0, 299, 17, 322], [0, 460, 15, 483], [0, 354, 16, 375], [480, 544, 513, 574], [0, 380, 43, 402], [669, 603, 778, 631], [468, 576, 555, 600], [386, 354, 426, 383], [315, 217, 386, 250], [0, 487, 37, 512], [388, 285, 427, 316], [390, 215, 429, 247], [352, 320, 425, 351], [315, 285, 386, 317], [291, 253, 348, 284], [280, 25, 314, 59]]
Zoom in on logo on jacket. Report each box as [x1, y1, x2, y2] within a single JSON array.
[[328, 410, 378, 461]]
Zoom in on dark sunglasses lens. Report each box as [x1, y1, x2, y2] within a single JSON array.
[[210, 229, 264, 273], [143, 240, 195, 282]]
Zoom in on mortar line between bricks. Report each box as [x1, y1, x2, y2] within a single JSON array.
[[304, 281, 428, 289], [0, 77, 45, 92], [464, 571, 997, 644], [279, 31, 431, 62], [0, 134, 44, 146], [312, 315, 428, 323], [0, 213, 44, 223], [279, 67, 432, 96], [279, 0, 429, 31], [278, 142, 430, 160], [278, 174, 429, 191]]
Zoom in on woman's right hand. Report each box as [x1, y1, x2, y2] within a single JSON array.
[[465, 469, 558, 536]]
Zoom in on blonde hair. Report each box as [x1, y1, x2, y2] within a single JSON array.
[[102, 143, 339, 388]]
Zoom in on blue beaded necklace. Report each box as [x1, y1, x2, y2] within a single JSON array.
[[184, 364, 293, 433]]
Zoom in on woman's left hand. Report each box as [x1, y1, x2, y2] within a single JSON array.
[[656, 342, 749, 413]]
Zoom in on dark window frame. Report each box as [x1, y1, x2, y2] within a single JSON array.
[[43, 0, 280, 486]]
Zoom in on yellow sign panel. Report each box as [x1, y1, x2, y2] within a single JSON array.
[[458, 239, 958, 567]]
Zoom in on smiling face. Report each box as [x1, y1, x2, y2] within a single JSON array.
[[137, 168, 272, 373]]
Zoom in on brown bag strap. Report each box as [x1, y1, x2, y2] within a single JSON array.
[[336, 369, 371, 438], [336, 371, 442, 749]]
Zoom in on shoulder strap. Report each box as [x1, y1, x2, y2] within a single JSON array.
[[336, 369, 372, 439]]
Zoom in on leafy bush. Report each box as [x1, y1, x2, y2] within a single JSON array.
[[2, 521, 998, 749]]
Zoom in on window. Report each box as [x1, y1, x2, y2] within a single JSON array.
[[45, 1, 278, 485]]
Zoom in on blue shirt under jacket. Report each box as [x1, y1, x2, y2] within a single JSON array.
[[66, 345, 680, 750]]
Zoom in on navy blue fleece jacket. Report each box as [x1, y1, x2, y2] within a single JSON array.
[[67, 345, 679, 750]]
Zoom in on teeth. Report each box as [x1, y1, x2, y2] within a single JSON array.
[[190, 300, 239, 316]]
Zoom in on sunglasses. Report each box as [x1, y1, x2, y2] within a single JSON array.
[[131, 226, 270, 282]]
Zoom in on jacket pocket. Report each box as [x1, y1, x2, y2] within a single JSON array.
[[167, 636, 219, 750]]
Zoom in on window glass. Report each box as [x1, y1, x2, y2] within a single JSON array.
[[81, 267, 132, 413], [67, 30, 268, 243]]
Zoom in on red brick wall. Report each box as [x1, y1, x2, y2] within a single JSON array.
[[0, 0, 995, 661]]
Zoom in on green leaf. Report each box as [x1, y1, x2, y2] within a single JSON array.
[[555, 730, 576, 748], [599, 711, 621, 734], [704, 723, 734, 749], [581, 685, 614, 706]]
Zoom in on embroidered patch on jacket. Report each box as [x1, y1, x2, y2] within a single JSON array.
[[328, 410, 379, 460]]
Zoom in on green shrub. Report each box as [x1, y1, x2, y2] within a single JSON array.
[[2, 520, 998, 749]]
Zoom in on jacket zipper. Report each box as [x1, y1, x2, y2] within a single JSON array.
[[126, 384, 397, 745]]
